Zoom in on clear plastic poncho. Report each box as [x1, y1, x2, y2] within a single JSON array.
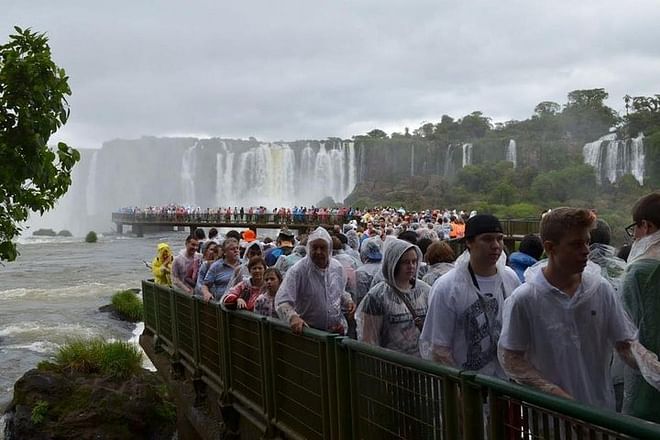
[[275, 227, 352, 333], [273, 244, 306, 276], [420, 249, 520, 378], [588, 243, 626, 292], [355, 238, 430, 357], [500, 258, 660, 411], [621, 230, 660, 420]]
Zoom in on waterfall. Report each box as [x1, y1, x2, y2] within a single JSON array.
[[181, 142, 198, 205], [583, 133, 645, 185], [410, 144, 415, 176], [630, 133, 645, 185], [314, 143, 334, 201], [42, 137, 365, 236], [346, 141, 356, 195], [223, 144, 234, 204], [462, 143, 472, 167], [506, 139, 517, 168], [329, 144, 345, 202], [236, 150, 255, 197], [85, 151, 99, 216], [215, 153, 222, 206], [444, 144, 454, 176]]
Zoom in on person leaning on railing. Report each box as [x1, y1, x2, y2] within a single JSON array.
[[275, 227, 355, 335]]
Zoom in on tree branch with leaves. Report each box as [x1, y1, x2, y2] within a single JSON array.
[[0, 27, 80, 261]]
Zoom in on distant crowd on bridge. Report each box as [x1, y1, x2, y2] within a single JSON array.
[[148, 192, 660, 425], [117, 203, 477, 235]]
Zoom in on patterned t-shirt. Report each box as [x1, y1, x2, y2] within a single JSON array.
[[254, 293, 277, 318]]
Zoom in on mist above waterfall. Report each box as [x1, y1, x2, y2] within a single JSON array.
[[27, 137, 359, 236]]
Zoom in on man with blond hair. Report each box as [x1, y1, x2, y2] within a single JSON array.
[[498, 207, 652, 410]]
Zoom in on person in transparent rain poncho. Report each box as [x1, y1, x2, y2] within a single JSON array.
[[498, 207, 660, 411], [421, 240, 455, 287], [356, 239, 430, 357], [273, 244, 306, 276], [588, 218, 627, 292], [621, 192, 660, 422], [275, 227, 355, 335], [587, 218, 627, 410], [354, 237, 383, 306], [420, 214, 521, 378]]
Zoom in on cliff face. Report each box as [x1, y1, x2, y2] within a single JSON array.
[[29, 133, 651, 235]]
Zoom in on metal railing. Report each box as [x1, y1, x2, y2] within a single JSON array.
[[142, 280, 660, 439], [115, 212, 540, 235]]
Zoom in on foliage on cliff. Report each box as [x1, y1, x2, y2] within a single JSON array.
[[0, 27, 79, 261], [348, 88, 659, 244]]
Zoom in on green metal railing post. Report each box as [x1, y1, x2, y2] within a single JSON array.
[[219, 304, 233, 406], [442, 376, 461, 440], [488, 388, 505, 440], [262, 317, 277, 438], [461, 371, 485, 440], [333, 338, 352, 440]]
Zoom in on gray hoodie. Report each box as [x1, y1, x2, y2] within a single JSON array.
[[356, 238, 430, 357]]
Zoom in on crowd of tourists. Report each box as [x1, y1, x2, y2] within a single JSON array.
[[150, 191, 660, 423], [119, 203, 477, 237]]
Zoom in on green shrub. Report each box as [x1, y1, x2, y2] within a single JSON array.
[[85, 231, 97, 243], [57, 229, 72, 237], [31, 400, 49, 425], [54, 338, 143, 380], [111, 290, 144, 322]]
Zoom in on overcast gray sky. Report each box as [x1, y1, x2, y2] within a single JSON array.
[[4, 1, 660, 148]]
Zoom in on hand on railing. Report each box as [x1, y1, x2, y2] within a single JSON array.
[[290, 315, 309, 335]]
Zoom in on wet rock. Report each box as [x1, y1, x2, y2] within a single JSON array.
[[3, 368, 176, 440]]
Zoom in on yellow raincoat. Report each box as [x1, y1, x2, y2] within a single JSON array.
[[152, 243, 173, 286]]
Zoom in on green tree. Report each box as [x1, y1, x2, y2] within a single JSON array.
[[534, 101, 560, 117], [366, 129, 388, 139], [561, 88, 620, 142], [625, 94, 660, 137], [1, 27, 79, 261], [458, 111, 491, 138]]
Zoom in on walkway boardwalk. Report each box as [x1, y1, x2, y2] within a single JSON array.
[[112, 211, 540, 239]]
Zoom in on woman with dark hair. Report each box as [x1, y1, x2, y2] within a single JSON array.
[[223, 256, 267, 311]]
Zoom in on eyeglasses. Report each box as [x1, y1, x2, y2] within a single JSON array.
[[625, 222, 637, 238]]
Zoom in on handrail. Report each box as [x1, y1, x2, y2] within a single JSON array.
[[140, 280, 660, 439], [474, 372, 660, 439]]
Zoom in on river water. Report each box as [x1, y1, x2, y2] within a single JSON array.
[[0, 231, 189, 414]]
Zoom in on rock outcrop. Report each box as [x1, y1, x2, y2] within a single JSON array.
[[3, 367, 175, 440]]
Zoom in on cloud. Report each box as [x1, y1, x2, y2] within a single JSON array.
[[4, 0, 660, 147]]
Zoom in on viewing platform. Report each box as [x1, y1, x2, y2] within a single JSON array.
[[112, 211, 540, 245]]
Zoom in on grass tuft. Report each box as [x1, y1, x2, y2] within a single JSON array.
[[85, 231, 97, 243], [53, 338, 143, 380], [111, 290, 143, 322], [31, 400, 49, 425]]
